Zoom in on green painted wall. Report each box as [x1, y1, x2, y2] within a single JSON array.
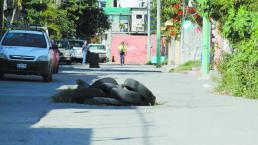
[[104, 8, 131, 15]]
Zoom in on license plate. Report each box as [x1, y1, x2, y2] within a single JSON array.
[[17, 63, 27, 69]]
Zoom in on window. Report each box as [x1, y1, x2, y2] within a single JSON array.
[[136, 14, 142, 19], [69, 41, 84, 47], [114, 0, 117, 7], [88, 45, 105, 51], [2, 33, 47, 48], [55, 40, 70, 49], [99, 1, 106, 8]]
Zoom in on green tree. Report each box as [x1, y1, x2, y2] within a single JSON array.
[[151, 0, 201, 38], [22, 0, 72, 39], [75, 8, 110, 39], [10, 0, 22, 24], [61, 0, 110, 39], [16, 0, 110, 39]]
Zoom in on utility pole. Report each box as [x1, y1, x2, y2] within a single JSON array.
[[156, 0, 161, 67], [201, 17, 211, 76], [147, 0, 151, 63], [180, 1, 185, 64], [193, 0, 211, 76], [0, 0, 4, 36]]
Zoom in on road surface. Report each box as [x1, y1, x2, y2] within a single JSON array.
[[0, 64, 258, 145]]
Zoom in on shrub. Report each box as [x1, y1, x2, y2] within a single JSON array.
[[217, 40, 258, 98]]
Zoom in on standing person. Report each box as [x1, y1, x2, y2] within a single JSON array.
[[82, 40, 88, 65], [118, 41, 127, 65]]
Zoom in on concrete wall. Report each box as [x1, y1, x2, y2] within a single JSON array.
[[181, 25, 202, 64], [111, 34, 157, 64], [168, 25, 202, 66]]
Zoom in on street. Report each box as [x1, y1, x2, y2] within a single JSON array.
[[0, 64, 258, 145]]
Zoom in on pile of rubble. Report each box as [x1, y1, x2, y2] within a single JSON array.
[[56, 77, 156, 106]]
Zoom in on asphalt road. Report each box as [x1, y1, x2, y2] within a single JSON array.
[[0, 64, 258, 145]]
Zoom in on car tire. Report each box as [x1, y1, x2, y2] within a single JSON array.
[[91, 82, 118, 95], [72, 88, 106, 104], [0, 73, 4, 80], [43, 67, 53, 82], [123, 78, 156, 105], [91, 77, 119, 88], [111, 86, 145, 105], [76, 79, 90, 89]]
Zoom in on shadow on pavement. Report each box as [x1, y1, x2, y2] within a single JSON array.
[[28, 128, 92, 145], [0, 69, 100, 145], [0, 64, 161, 145]]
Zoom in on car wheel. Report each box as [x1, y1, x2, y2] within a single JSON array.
[[123, 78, 156, 105], [43, 68, 53, 82], [0, 73, 4, 80], [111, 86, 145, 105]]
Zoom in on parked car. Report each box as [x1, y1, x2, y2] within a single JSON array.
[[0, 29, 54, 82], [87, 44, 107, 63], [69, 40, 84, 62], [55, 40, 72, 64]]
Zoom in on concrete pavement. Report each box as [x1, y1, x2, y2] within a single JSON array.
[[0, 64, 258, 145]]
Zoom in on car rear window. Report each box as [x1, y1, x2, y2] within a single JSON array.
[[2, 32, 47, 48], [69, 41, 83, 48], [88, 45, 106, 51], [55, 40, 70, 49]]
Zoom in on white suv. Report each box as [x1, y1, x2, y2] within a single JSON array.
[[0, 29, 54, 82], [69, 40, 84, 61]]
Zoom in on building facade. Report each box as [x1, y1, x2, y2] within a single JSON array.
[[101, 0, 148, 33], [99, 0, 158, 64]]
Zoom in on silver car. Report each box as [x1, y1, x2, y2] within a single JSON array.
[[55, 40, 73, 64], [69, 40, 84, 62]]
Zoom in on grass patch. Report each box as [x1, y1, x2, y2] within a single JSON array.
[[146, 61, 152, 65], [170, 61, 200, 73]]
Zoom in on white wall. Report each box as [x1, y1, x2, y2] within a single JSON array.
[[131, 9, 147, 32], [118, 0, 147, 8]]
